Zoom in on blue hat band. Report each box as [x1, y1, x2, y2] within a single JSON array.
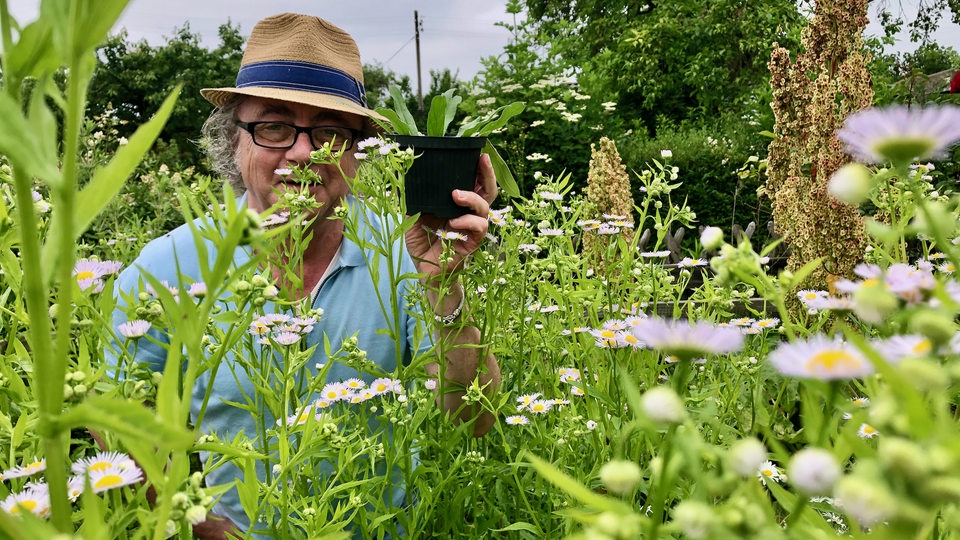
[[236, 60, 367, 107]]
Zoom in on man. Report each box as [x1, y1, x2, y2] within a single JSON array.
[[111, 13, 500, 538]]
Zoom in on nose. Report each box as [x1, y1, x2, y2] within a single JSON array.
[[284, 130, 315, 163]]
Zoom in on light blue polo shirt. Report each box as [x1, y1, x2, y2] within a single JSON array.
[[109, 195, 430, 535]]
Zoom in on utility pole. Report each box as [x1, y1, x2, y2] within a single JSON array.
[[415, 10, 423, 112]]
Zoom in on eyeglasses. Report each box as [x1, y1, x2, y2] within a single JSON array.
[[236, 121, 360, 151]]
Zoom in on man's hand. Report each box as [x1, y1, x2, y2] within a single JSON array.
[[192, 512, 241, 540]]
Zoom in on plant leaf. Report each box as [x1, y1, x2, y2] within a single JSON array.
[[426, 90, 448, 137], [57, 394, 194, 450], [426, 88, 461, 136], [482, 141, 519, 198], [72, 0, 131, 57], [459, 102, 525, 137], [491, 522, 541, 534], [5, 20, 60, 81], [374, 108, 414, 136], [525, 453, 632, 514], [0, 92, 61, 183], [381, 85, 420, 135]]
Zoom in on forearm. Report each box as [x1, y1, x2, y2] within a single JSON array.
[[425, 284, 501, 436]]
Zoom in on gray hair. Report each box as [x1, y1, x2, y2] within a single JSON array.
[[200, 96, 244, 192]]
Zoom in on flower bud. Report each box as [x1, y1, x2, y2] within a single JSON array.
[[185, 505, 208, 526], [599, 460, 642, 495], [827, 163, 874, 205], [878, 437, 929, 482], [700, 226, 724, 250], [788, 447, 841, 495], [908, 309, 955, 348], [593, 511, 641, 539], [640, 386, 685, 424], [171, 492, 189, 508], [852, 280, 898, 324], [834, 475, 896, 527], [897, 357, 947, 392], [727, 438, 768, 477], [261, 285, 279, 300], [671, 501, 717, 539]]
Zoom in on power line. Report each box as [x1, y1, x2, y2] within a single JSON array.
[[383, 35, 415, 66]]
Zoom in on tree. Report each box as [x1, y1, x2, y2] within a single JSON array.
[[86, 22, 244, 167], [362, 61, 413, 110], [523, 0, 805, 137]]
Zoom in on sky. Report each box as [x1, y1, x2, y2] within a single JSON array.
[[7, 0, 960, 84], [7, 0, 518, 84]]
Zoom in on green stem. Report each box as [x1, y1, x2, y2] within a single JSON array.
[[647, 425, 677, 539], [816, 381, 839, 447]]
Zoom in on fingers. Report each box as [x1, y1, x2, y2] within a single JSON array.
[[453, 189, 489, 217], [475, 153, 498, 206]]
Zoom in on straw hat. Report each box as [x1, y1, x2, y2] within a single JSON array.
[[201, 13, 386, 129]]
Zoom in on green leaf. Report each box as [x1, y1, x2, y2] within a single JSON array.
[[381, 85, 420, 134], [0, 92, 61, 182], [374, 108, 414, 136], [426, 91, 448, 137], [27, 76, 59, 183], [482, 142, 519, 198], [426, 88, 461, 136], [72, 0, 131, 57], [237, 458, 259, 526], [5, 20, 60, 82], [57, 394, 194, 451], [525, 453, 632, 514], [764, 479, 835, 533], [782, 257, 823, 291], [0, 508, 62, 540], [459, 102, 525, 137], [76, 476, 110, 540], [492, 522, 541, 534], [42, 0, 130, 61], [40, 85, 181, 283], [11, 413, 29, 449]]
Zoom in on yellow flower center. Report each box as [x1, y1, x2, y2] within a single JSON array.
[[93, 474, 124, 490], [88, 461, 112, 472], [761, 469, 774, 477], [250, 322, 269, 335], [912, 339, 933, 355], [75, 270, 96, 281], [805, 349, 862, 374]]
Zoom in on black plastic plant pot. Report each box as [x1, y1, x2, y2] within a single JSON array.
[[392, 135, 486, 218]]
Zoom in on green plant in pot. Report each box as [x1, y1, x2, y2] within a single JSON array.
[[375, 86, 524, 217]]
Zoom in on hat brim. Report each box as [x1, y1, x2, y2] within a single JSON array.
[[201, 86, 387, 135]]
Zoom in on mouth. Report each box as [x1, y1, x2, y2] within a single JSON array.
[[274, 167, 324, 188], [276, 176, 323, 190]]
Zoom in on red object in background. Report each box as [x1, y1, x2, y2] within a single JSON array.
[[951, 71, 960, 94]]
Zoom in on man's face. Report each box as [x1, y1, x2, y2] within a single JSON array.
[[234, 97, 363, 216]]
